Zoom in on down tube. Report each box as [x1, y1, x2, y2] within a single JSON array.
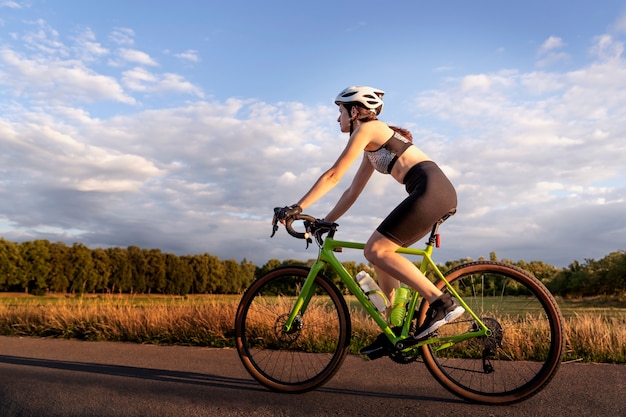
[[320, 243, 391, 333]]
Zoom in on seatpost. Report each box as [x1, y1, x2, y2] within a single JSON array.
[[427, 209, 456, 248], [427, 222, 441, 248]]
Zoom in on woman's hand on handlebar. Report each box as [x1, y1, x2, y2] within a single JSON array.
[[274, 204, 302, 223], [271, 207, 337, 246], [271, 205, 303, 237]]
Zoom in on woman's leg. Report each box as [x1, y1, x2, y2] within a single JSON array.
[[365, 231, 442, 304], [373, 266, 398, 301], [371, 266, 398, 319]]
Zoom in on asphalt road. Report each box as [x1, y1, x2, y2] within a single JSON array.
[[0, 336, 624, 417]]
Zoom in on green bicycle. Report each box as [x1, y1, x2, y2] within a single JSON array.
[[234, 212, 565, 405]]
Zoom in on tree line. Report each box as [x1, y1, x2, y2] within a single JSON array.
[[0, 238, 624, 297], [0, 239, 256, 295]]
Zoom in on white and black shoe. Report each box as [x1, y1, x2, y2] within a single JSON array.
[[414, 293, 465, 339]]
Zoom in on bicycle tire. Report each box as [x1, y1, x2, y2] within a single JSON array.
[[234, 266, 351, 393], [418, 261, 565, 405]]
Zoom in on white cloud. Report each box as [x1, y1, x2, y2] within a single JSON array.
[[21, 18, 67, 56], [122, 67, 158, 91], [1, 113, 163, 195], [175, 49, 200, 62], [121, 67, 204, 97], [1, 1, 22, 9], [72, 28, 109, 62], [2, 64, 624, 266], [109, 27, 135, 46], [0, 48, 136, 104], [118, 48, 158, 66], [539, 36, 565, 53], [409, 44, 626, 264], [590, 34, 624, 60], [461, 74, 491, 91], [536, 36, 569, 67], [159, 73, 204, 97]]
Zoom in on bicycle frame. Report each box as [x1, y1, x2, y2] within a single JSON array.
[[284, 236, 491, 352]]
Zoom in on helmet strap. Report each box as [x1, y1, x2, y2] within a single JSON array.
[[348, 105, 358, 135]]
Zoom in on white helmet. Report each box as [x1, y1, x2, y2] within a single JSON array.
[[335, 86, 385, 115]]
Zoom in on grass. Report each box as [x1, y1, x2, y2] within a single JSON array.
[[0, 293, 624, 363], [0, 294, 239, 347]]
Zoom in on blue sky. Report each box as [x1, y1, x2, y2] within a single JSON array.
[[1, 0, 625, 268]]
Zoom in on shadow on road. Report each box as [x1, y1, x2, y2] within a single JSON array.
[[0, 354, 459, 404], [0, 354, 262, 392]]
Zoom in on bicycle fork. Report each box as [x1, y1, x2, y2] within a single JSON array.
[[281, 261, 326, 333]]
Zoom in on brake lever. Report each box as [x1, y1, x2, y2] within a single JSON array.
[[303, 220, 313, 249], [270, 214, 279, 238]]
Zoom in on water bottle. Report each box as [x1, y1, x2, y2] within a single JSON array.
[[389, 285, 411, 326], [356, 271, 389, 313]]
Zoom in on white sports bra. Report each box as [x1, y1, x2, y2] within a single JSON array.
[[365, 131, 413, 174]]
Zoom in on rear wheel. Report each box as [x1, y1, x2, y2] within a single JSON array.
[[234, 266, 351, 393], [419, 261, 564, 404]]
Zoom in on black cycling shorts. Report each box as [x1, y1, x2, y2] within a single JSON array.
[[376, 161, 457, 247]]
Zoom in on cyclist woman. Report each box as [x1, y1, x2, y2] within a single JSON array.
[[276, 86, 464, 357]]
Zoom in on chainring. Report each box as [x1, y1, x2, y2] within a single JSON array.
[[388, 314, 420, 364]]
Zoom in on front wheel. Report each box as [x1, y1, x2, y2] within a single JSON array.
[[419, 261, 565, 405], [234, 266, 351, 393]]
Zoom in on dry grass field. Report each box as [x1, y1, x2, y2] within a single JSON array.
[[0, 293, 624, 363]]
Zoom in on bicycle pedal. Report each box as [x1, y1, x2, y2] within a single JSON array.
[[395, 330, 440, 350]]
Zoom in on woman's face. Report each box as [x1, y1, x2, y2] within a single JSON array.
[[337, 104, 352, 133]]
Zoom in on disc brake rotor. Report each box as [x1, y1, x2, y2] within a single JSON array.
[[273, 314, 303, 343]]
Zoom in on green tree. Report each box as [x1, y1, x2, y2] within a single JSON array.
[[0, 238, 23, 291], [68, 243, 98, 294], [145, 249, 166, 293], [127, 246, 148, 293], [205, 254, 225, 293], [548, 260, 587, 297], [165, 254, 193, 295], [106, 247, 132, 293], [188, 253, 224, 294], [238, 258, 256, 292], [582, 251, 626, 295], [19, 240, 51, 295], [515, 260, 560, 285], [48, 242, 70, 292], [603, 251, 626, 294], [220, 259, 242, 294], [257, 259, 282, 278], [91, 248, 111, 292]]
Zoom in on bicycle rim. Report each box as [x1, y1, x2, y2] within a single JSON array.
[[419, 261, 565, 404], [234, 266, 351, 393]]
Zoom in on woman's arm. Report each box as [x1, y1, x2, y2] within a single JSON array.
[[295, 127, 370, 210], [323, 154, 374, 222]]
